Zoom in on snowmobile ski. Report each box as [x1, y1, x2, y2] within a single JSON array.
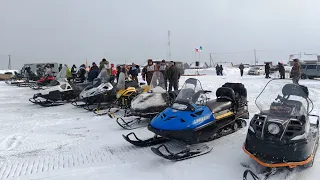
[[122, 132, 169, 147], [151, 144, 213, 161], [243, 169, 260, 180], [116, 117, 150, 130]]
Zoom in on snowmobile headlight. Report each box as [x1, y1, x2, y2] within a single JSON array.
[[268, 123, 280, 135]]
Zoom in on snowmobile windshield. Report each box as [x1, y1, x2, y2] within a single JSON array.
[[173, 78, 207, 110], [255, 79, 311, 115], [97, 69, 110, 83], [149, 71, 166, 93], [55, 66, 68, 81], [117, 72, 126, 90]]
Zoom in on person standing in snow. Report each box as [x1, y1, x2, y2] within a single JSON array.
[[128, 63, 140, 83], [265, 63, 270, 78], [142, 59, 158, 85], [290, 59, 301, 84], [99, 59, 112, 76], [220, 65, 224, 76], [71, 64, 77, 80], [76, 64, 87, 83], [239, 63, 245, 77], [167, 61, 180, 92], [278, 62, 285, 79], [158, 60, 168, 90], [87, 62, 100, 82], [215, 64, 220, 75], [44, 64, 53, 77], [111, 64, 117, 76]]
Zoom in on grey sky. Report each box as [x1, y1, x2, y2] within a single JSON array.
[[1, 0, 320, 69]]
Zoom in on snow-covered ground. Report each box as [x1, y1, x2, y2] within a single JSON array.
[[0, 68, 320, 180]]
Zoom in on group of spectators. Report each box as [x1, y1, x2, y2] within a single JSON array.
[[238, 59, 302, 84], [64, 58, 180, 92]]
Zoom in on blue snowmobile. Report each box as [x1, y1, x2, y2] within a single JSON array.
[[123, 78, 249, 160]]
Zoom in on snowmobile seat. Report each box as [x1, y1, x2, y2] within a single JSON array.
[[206, 99, 232, 113], [222, 83, 247, 97], [216, 87, 236, 102]]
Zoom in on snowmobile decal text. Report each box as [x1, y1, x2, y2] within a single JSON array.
[[193, 115, 211, 125]]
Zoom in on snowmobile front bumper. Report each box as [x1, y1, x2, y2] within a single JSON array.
[[243, 133, 317, 168]]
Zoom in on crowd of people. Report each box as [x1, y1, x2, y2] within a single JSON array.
[[238, 58, 302, 84], [55, 58, 181, 92]]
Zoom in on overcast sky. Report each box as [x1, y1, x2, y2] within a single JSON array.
[[1, 0, 320, 69]]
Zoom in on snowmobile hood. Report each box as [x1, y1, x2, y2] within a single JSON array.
[[79, 82, 113, 99], [131, 92, 167, 110], [38, 81, 72, 95], [150, 105, 214, 131]]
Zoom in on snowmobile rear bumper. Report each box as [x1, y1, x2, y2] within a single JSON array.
[[243, 133, 317, 168]]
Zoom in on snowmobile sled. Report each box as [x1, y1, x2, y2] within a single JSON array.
[[115, 71, 179, 130], [243, 79, 319, 172], [71, 69, 116, 110], [29, 66, 88, 107], [123, 78, 249, 161], [93, 72, 149, 115]]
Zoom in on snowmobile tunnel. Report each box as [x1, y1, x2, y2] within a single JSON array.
[[282, 84, 309, 99], [242, 144, 314, 168]]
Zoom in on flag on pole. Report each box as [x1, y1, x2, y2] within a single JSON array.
[[195, 48, 199, 52], [199, 46, 203, 51]]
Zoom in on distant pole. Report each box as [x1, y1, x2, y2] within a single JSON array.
[[254, 49, 257, 65], [167, 30, 171, 61], [209, 53, 212, 67], [8, 55, 11, 70]]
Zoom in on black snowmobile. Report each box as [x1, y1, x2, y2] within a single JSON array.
[[29, 66, 89, 107], [71, 69, 117, 111], [242, 79, 319, 177], [123, 78, 249, 160], [115, 71, 179, 130]]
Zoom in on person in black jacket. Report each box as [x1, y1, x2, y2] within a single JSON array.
[[77, 64, 87, 82], [167, 61, 180, 91], [239, 63, 245, 77], [215, 64, 220, 75], [87, 62, 99, 82], [265, 63, 270, 78], [278, 62, 285, 79], [128, 63, 140, 83]]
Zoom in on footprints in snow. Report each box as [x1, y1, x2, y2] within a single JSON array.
[[0, 134, 26, 151]]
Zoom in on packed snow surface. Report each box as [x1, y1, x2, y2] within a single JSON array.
[[0, 67, 320, 180]]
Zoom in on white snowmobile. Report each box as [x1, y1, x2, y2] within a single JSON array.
[[71, 69, 117, 110], [116, 71, 179, 130], [29, 66, 88, 107]]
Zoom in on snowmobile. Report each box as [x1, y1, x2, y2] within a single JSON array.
[[123, 78, 249, 161], [29, 66, 89, 107], [29, 75, 56, 90], [243, 79, 319, 175], [92, 72, 149, 115], [115, 71, 179, 130], [71, 69, 116, 110]]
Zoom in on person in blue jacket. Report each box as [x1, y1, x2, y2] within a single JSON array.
[[87, 62, 100, 82]]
